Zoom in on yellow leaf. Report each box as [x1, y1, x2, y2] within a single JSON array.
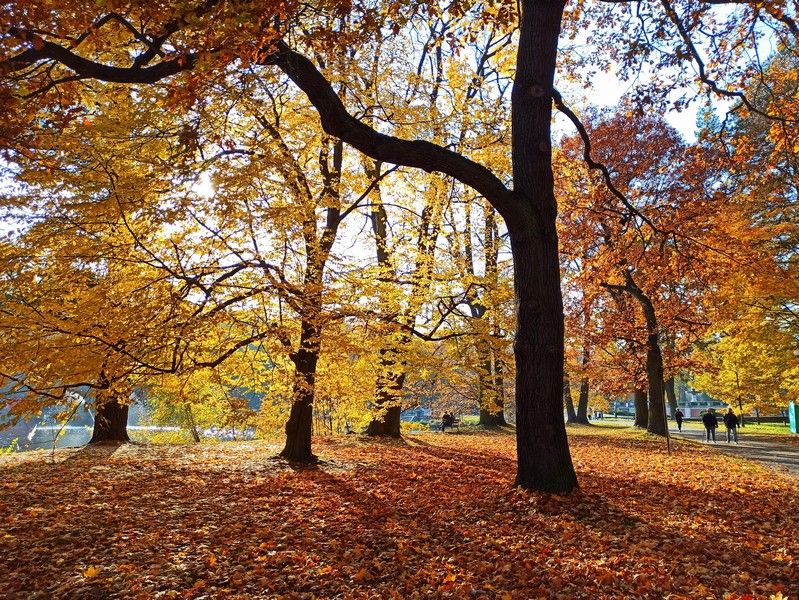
[[83, 566, 100, 579]]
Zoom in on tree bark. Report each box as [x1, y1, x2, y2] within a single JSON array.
[[492, 352, 507, 424], [509, 0, 576, 493], [664, 376, 678, 418], [366, 345, 404, 437], [281, 319, 319, 461], [633, 388, 649, 428], [89, 397, 130, 443], [620, 274, 667, 436], [478, 344, 506, 426], [564, 372, 577, 423], [576, 376, 590, 424], [644, 327, 667, 436], [185, 405, 201, 443]]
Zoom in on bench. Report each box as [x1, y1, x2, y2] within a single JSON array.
[[440, 417, 460, 432]]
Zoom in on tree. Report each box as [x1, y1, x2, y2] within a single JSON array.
[[5, 0, 797, 491]]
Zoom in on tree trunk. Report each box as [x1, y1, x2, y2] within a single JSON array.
[[664, 377, 678, 418], [89, 397, 130, 443], [576, 375, 590, 424], [623, 275, 667, 436], [645, 331, 667, 435], [185, 405, 201, 443], [493, 353, 507, 424], [509, 0, 576, 493], [738, 396, 745, 427], [633, 389, 648, 428], [478, 344, 506, 426], [366, 347, 405, 436], [564, 372, 577, 423], [281, 319, 319, 462]]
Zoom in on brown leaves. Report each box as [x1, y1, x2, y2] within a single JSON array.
[[0, 431, 797, 599]]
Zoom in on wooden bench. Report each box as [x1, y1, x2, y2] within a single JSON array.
[[440, 417, 460, 432]]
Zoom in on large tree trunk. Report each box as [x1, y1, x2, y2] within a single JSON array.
[[633, 388, 648, 428], [564, 372, 577, 423], [366, 345, 404, 436], [623, 275, 667, 436], [281, 319, 320, 461], [509, 0, 576, 493], [89, 397, 130, 443], [644, 322, 667, 436], [664, 376, 678, 418]]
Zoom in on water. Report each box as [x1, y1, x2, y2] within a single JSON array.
[[1, 425, 92, 452]]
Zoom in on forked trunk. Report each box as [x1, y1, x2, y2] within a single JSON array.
[[624, 275, 667, 436], [89, 397, 130, 443], [633, 388, 648, 428]]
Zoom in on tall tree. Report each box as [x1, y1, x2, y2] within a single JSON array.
[[5, 0, 797, 490]]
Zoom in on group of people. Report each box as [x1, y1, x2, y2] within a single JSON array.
[[441, 412, 457, 432], [674, 407, 740, 443]]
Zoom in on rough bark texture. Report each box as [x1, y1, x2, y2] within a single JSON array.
[[281, 320, 319, 461], [510, 0, 577, 493], [564, 372, 577, 423], [89, 397, 130, 443], [644, 325, 667, 436], [633, 389, 649, 428]]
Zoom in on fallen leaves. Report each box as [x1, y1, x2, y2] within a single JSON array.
[[0, 430, 797, 599]]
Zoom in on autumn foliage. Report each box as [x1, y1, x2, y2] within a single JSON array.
[[1, 430, 797, 599]]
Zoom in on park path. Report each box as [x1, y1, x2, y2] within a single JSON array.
[[670, 426, 799, 476]]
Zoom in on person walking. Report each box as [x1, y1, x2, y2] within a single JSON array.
[[675, 408, 684, 432], [702, 408, 719, 443], [723, 408, 740, 444]]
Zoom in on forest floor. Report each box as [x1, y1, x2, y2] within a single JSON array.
[[1, 427, 797, 600]]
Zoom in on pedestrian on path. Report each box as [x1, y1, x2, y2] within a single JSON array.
[[675, 408, 684, 432], [723, 408, 740, 444], [702, 408, 719, 443]]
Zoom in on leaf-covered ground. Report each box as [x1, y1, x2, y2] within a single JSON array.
[[1, 428, 797, 599]]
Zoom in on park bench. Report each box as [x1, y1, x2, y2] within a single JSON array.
[[440, 417, 460, 432]]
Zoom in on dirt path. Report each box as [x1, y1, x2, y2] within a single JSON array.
[[671, 426, 799, 476]]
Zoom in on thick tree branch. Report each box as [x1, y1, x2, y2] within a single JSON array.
[[263, 42, 517, 220]]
